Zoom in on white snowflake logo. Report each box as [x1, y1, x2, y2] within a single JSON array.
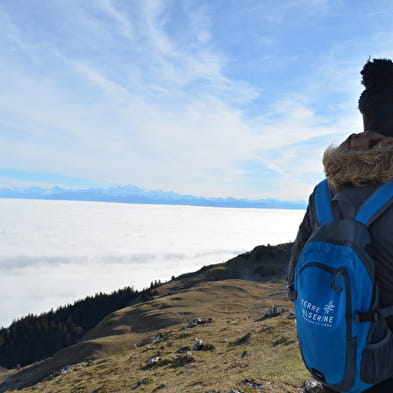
[[324, 300, 335, 314]]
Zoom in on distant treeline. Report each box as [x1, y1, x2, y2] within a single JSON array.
[[0, 281, 161, 369]]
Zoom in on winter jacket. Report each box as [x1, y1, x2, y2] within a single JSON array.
[[287, 131, 393, 330]]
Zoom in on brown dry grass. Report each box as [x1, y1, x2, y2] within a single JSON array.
[[1, 279, 309, 393]]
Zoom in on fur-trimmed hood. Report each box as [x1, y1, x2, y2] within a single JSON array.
[[323, 131, 393, 189]]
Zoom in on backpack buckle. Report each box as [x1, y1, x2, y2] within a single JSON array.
[[355, 311, 380, 322], [286, 285, 297, 301]]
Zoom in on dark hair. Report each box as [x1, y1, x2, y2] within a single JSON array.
[[358, 58, 393, 137], [360, 58, 393, 91]]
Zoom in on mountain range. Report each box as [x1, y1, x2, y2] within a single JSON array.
[[0, 185, 306, 209]]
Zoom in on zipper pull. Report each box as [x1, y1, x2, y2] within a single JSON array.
[[330, 269, 343, 293]]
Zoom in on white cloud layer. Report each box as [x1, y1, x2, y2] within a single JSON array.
[[0, 199, 305, 327]]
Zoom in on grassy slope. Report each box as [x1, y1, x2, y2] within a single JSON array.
[[0, 244, 309, 392]]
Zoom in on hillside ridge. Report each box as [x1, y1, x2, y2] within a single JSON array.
[[0, 242, 309, 393]]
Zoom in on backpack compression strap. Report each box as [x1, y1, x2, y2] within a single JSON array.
[[356, 306, 393, 322], [314, 179, 334, 226], [354, 180, 393, 226]]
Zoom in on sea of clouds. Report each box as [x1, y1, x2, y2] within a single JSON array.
[[0, 199, 305, 328]]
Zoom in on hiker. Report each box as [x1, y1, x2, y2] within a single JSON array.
[[287, 58, 393, 393]]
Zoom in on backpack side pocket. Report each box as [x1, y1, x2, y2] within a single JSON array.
[[361, 320, 393, 384]]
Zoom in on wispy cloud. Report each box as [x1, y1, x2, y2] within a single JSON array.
[[96, 0, 135, 39], [0, 0, 392, 199]]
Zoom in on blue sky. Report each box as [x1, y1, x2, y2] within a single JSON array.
[[1, 0, 393, 200]]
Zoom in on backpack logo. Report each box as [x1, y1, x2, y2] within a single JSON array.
[[324, 300, 335, 314], [300, 298, 335, 328]]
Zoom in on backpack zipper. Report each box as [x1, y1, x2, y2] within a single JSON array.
[[330, 268, 344, 293]]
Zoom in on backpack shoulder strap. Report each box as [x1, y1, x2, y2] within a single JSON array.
[[355, 180, 393, 226], [314, 179, 334, 226]]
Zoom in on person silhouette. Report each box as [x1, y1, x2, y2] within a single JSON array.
[[288, 58, 393, 393]]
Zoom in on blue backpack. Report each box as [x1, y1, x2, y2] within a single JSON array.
[[294, 179, 393, 393]]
